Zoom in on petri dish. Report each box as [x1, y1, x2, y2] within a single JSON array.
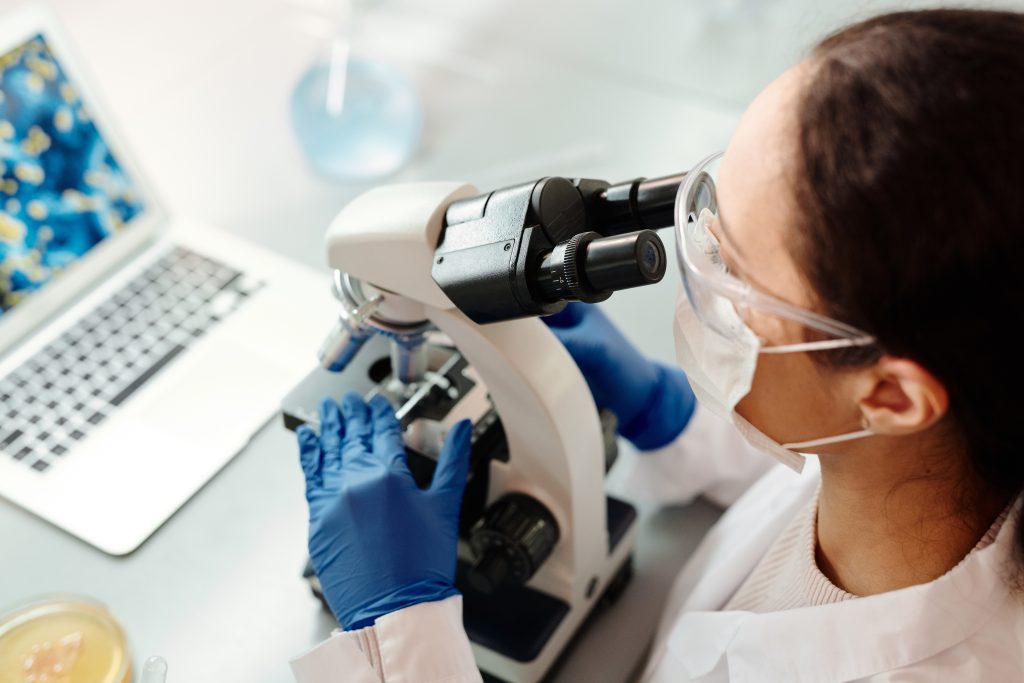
[[0, 597, 131, 683]]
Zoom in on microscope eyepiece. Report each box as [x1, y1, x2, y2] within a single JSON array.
[[534, 229, 666, 305], [583, 230, 664, 290], [588, 173, 685, 235]]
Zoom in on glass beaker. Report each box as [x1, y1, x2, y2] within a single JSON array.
[[290, 0, 422, 180]]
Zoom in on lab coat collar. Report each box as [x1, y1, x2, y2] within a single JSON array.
[[668, 496, 1020, 682]]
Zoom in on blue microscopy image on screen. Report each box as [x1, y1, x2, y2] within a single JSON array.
[[0, 34, 145, 315]]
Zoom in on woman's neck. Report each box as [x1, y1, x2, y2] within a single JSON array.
[[815, 434, 1007, 596]]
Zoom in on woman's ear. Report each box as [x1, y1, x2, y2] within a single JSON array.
[[857, 356, 949, 435]]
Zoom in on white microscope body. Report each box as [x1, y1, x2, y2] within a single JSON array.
[[289, 166, 683, 680], [322, 181, 635, 682]]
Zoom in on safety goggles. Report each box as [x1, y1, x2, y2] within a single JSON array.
[[673, 151, 877, 353]]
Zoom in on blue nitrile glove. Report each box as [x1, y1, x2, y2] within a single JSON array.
[[297, 392, 473, 630], [544, 302, 696, 450]]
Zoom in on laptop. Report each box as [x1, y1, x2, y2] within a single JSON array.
[[0, 5, 336, 555]]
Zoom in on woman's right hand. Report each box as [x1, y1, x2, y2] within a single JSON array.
[[297, 393, 472, 630], [544, 302, 697, 450]]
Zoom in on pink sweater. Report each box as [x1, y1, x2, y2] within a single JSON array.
[[725, 489, 1008, 612]]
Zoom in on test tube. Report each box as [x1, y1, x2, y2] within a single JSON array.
[[140, 656, 168, 683]]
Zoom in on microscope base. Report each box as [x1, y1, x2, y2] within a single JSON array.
[[478, 556, 634, 683], [466, 495, 637, 683]]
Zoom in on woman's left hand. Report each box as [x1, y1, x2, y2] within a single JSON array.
[[297, 392, 473, 630]]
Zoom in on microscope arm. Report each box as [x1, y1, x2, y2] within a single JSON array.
[[428, 306, 606, 602]]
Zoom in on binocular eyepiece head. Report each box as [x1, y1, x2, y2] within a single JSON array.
[[433, 172, 681, 324]]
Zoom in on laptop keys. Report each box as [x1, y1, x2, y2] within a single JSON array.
[[0, 247, 262, 473]]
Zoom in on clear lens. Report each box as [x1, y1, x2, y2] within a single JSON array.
[[689, 208, 726, 274], [674, 151, 878, 351], [676, 152, 751, 340], [680, 211, 753, 341]]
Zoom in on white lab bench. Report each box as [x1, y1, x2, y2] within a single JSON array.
[[0, 0, 1002, 680]]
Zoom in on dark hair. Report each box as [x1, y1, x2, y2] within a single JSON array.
[[793, 8, 1024, 573]]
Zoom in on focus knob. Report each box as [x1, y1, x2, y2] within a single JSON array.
[[467, 494, 560, 594], [538, 231, 609, 304]]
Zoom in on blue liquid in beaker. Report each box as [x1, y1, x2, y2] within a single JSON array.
[[290, 57, 422, 180]]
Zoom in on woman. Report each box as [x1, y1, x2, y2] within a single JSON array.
[[291, 9, 1024, 682]]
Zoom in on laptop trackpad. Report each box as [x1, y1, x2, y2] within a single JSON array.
[[135, 347, 281, 453]]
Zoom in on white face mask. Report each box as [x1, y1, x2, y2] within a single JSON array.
[[672, 289, 875, 473]]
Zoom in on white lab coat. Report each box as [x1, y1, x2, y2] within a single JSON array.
[[290, 406, 1024, 682]]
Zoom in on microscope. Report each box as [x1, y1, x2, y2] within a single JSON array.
[[282, 169, 686, 682]]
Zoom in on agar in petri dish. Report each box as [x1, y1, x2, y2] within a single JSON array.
[[0, 597, 131, 683]]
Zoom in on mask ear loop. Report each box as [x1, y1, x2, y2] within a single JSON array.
[[757, 339, 878, 451], [781, 427, 875, 451]]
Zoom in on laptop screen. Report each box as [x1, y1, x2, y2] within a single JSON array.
[[0, 34, 145, 317]]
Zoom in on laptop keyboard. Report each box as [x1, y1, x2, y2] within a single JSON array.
[[0, 247, 263, 474]]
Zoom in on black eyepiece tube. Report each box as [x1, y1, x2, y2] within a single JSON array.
[[584, 230, 665, 292], [591, 173, 686, 235], [534, 230, 667, 305]]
